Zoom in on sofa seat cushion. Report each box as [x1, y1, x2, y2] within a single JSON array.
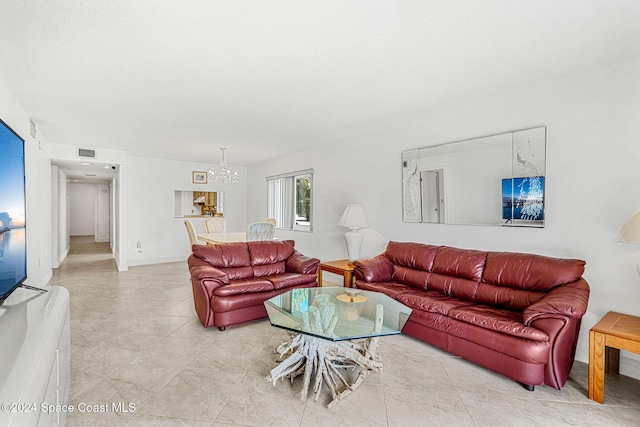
[[210, 291, 274, 312], [404, 309, 448, 330], [355, 280, 413, 299], [448, 305, 549, 342], [397, 290, 473, 315], [212, 278, 274, 297], [253, 262, 286, 278], [267, 273, 317, 290]]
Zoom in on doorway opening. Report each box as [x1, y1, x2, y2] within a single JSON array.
[[420, 169, 446, 223], [50, 160, 120, 269]]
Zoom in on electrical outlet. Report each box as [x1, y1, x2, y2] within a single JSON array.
[[137, 241, 141, 248]]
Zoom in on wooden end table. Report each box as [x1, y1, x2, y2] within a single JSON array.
[[318, 259, 355, 288], [588, 311, 640, 403]]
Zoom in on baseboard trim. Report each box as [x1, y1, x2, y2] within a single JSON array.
[[56, 246, 69, 267], [38, 270, 53, 288], [114, 256, 127, 272], [128, 256, 187, 267]]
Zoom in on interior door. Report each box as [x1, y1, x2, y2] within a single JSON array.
[[421, 169, 445, 223]]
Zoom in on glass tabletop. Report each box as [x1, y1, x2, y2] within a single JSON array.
[[264, 287, 412, 342]]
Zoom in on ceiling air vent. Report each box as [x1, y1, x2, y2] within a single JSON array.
[[78, 148, 96, 158]]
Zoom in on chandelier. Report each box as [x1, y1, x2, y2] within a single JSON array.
[[208, 148, 239, 184]]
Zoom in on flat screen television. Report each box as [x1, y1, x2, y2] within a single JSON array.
[[0, 118, 27, 306], [502, 176, 545, 223]]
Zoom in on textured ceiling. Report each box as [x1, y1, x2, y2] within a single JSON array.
[[1, 1, 640, 167]]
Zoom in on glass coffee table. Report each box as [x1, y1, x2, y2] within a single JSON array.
[[264, 287, 412, 407]]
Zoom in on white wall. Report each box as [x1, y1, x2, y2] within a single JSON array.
[[68, 183, 110, 240], [112, 165, 127, 271], [69, 183, 97, 236], [126, 155, 248, 266], [247, 58, 640, 375], [96, 184, 110, 242], [0, 76, 52, 288], [50, 166, 70, 268]]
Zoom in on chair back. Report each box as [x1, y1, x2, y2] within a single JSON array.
[[205, 217, 227, 233], [246, 221, 276, 241], [184, 220, 204, 247], [265, 218, 277, 226]]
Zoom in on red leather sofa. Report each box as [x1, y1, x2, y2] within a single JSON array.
[[354, 241, 590, 390], [188, 240, 319, 330]]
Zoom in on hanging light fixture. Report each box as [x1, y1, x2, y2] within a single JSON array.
[[208, 147, 239, 184]]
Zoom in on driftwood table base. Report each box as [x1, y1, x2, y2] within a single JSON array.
[[267, 304, 384, 408], [267, 333, 382, 408]]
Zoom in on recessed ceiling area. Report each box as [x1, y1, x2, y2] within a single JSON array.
[[52, 160, 117, 184], [2, 2, 640, 166]]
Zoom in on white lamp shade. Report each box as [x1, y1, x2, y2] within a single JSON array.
[[620, 212, 640, 243], [338, 204, 368, 229]]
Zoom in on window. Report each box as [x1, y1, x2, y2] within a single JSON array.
[[267, 169, 313, 232]]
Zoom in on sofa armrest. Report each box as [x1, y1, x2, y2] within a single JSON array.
[[522, 278, 590, 325], [188, 254, 228, 283], [286, 251, 320, 274], [190, 265, 228, 285], [354, 254, 393, 282]]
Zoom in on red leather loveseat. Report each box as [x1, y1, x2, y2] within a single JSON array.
[[188, 240, 320, 330], [354, 241, 590, 390]]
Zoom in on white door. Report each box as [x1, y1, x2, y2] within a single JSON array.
[[421, 169, 445, 223]]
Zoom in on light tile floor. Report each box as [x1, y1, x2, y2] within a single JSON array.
[[51, 237, 640, 426]]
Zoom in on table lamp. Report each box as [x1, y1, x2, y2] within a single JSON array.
[[620, 212, 640, 243], [620, 211, 640, 277], [338, 203, 368, 262]]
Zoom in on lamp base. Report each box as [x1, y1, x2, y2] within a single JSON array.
[[344, 230, 364, 262]]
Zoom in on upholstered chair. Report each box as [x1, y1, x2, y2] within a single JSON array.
[[184, 219, 205, 246], [246, 221, 275, 241], [205, 217, 227, 233]]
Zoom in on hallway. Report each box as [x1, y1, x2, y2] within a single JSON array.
[[57, 236, 114, 270]]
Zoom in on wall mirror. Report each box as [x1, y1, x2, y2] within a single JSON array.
[[174, 191, 224, 218], [402, 126, 546, 227]]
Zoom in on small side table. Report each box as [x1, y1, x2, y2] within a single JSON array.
[[318, 260, 355, 288], [588, 311, 640, 403]]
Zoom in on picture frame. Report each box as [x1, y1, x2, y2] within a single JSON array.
[[192, 171, 208, 184]]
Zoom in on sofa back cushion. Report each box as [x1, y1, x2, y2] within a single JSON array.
[[191, 243, 254, 280], [248, 240, 295, 277], [474, 283, 545, 311], [386, 241, 439, 271], [431, 246, 486, 281], [391, 265, 430, 290], [482, 252, 586, 291], [385, 241, 438, 290], [425, 246, 486, 301], [475, 252, 586, 311]]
